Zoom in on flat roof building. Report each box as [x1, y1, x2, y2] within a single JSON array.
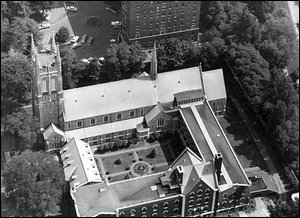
[[120, 1, 201, 50]]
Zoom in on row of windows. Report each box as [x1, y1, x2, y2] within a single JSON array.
[[68, 108, 145, 129], [178, 97, 203, 105]]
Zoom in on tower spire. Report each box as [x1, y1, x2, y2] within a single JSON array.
[[199, 62, 205, 96], [30, 34, 36, 56], [150, 41, 157, 80], [51, 31, 57, 54]]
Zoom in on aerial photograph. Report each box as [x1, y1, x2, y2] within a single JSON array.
[[1, 1, 299, 217]]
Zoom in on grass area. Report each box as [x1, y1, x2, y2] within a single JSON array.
[[136, 146, 167, 165], [101, 151, 135, 175], [218, 100, 268, 172], [109, 173, 127, 183], [152, 164, 169, 174]]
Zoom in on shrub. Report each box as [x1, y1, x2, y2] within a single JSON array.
[[122, 139, 128, 146], [106, 171, 110, 175], [149, 148, 158, 158], [115, 138, 122, 148], [125, 167, 130, 170], [55, 26, 70, 43], [115, 157, 123, 165], [139, 157, 143, 161], [147, 134, 156, 143]]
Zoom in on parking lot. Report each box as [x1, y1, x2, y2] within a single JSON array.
[[67, 1, 121, 59]]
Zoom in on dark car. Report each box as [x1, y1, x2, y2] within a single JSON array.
[[86, 36, 94, 46]]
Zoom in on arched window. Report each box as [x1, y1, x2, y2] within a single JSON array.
[[130, 209, 136, 216], [116, 113, 122, 120], [163, 210, 168, 217], [174, 208, 180, 215], [41, 79, 47, 93], [190, 192, 195, 197], [152, 204, 158, 210], [222, 201, 227, 208], [204, 196, 209, 203], [163, 202, 169, 208], [203, 205, 209, 211], [174, 199, 180, 204], [152, 213, 157, 217], [51, 77, 56, 91], [103, 115, 109, 123], [223, 193, 227, 198], [197, 189, 202, 195], [119, 212, 125, 217], [205, 188, 210, 194], [188, 208, 194, 216], [142, 206, 147, 211], [195, 207, 201, 213]]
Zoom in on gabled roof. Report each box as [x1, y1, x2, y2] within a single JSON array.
[[63, 67, 226, 122], [170, 147, 203, 168], [60, 138, 102, 189], [145, 102, 164, 123], [137, 71, 149, 78], [43, 123, 65, 140]]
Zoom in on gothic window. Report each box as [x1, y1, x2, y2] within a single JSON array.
[[163, 210, 168, 217], [42, 79, 47, 93], [68, 123, 71, 130], [142, 206, 147, 212], [174, 208, 180, 215], [116, 113, 122, 120], [205, 188, 210, 194], [174, 199, 180, 204], [204, 196, 209, 203], [119, 212, 125, 217], [223, 193, 227, 198], [152, 204, 158, 210], [157, 117, 165, 127], [152, 213, 157, 217], [190, 192, 195, 198], [188, 208, 193, 216], [103, 115, 109, 123], [51, 77, 56, 91], [222, 201, 227, 208], [130, 110, 135, 118], [197, 189, 202, 195], [203, 205, 209, 211], [130, 209, 136, 216], [140, 108, 145, 116], [163, 202, 169, 208], [90, 118, 95, 125]]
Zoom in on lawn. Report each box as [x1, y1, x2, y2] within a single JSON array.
[[109, 172, 128, 183], [101, 151, 135, 175], [218, 100, 268, 172], [67, 1, 121, 59], [136, 146, 168, 165]]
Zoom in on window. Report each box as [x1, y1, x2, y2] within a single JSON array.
[[116, 113, 122, 120], [174, 199, 180, 204], [78, 121, 82, 127], [163, 210, 168, 217], [204, 196, 209, 203], [142, 206, 147, 211], [103, 115, 109, 123], [51, 77, 56, 91], [140, 108, 145, 116], [152, 213, 157, 216], [119, 212, 125, 217], [152, 204, 158, 209], [90, 118, 95, 125], [157, 117, 165, 127], [205, 188, 210, 194], [197, 189, 202, 195], [190, 192, 195, 198], [130, 110, 135, 118], [42, 79, 47, 93], [68, 123, 71, 129], [223, 193, 227, 198], [174, 208, 180, 214], [163, 202, 169, 208]]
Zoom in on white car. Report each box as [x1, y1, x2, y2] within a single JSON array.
[[39, 22, 51, 30], [72, 42, 81, 49], [111, 21, 121, 26], [66, 6, 78, 12], [70, 36, 79, 43], [110, 39, 116, 43]]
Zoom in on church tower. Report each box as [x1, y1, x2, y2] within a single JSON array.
[[150, 41, 157, 80], [31, 33, 64, 128]]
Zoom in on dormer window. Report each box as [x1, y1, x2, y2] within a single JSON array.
[[103, 115, 109, 123], [116, 113, 122, 120], [90, 118, 95, 125], [130, 110, 135, 118]]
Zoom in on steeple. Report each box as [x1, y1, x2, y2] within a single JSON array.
[[30, 34, 36, 57], [199, 62, 206, 96], [51, 31, 57, 54], [150, 41, 157, 80]]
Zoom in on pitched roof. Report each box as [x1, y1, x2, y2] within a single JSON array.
[[63, 67, 226, 122], [60, 138, 102, 189], [145, 102, 164, 123], [43, 123, 65, 140]]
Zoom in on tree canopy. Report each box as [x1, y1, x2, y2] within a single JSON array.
[[55, 26, 70, 43], [268, 198, 299, 217], [1, 51, 33, 117], [2, 150, 65, 217]]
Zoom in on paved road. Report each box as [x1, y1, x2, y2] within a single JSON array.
[[229, 94, 288, 197], [288, 1, 299, 39]]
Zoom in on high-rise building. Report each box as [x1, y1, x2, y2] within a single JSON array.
[[120, 1, 201, 49]]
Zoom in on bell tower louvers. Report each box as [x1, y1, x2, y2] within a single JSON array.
[[31, 33, 64, 128]]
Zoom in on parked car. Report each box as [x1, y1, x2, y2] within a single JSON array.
[[80, 58, 90, 64], [105, 6, 118, 14], [70, 36, 79, 43], [110, 39, 116, 43], [72, 42, 81, 49], [111, 21, 121, 27], [39, 22, 51, 30], [44, 12, 51, 21], [66, 6, 78, 12], [79, 34, 88, 44], [86, 36, 94, 46]]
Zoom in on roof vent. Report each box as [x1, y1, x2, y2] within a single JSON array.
[[128, 90, 131, 93], [75, 100, 77, 102], [102, 94, 104, 97], [71, 175, 78, 180], [154, 85, 156, 88], [178, 80, 181, 83]]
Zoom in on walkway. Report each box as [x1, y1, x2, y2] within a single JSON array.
[[228, 94, 289, 197]]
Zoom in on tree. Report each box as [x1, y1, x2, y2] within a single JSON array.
[[115, 157, 123, 165], [1, 52, 32, 117], [30, 1, 57, 14], [248, 1, 275, 23], [268, 198, 299, 217], [150, 148, 158, 158], [55, 26, 69, 43], [3, 1, 33, 19], [1, 109, 40, 151], [2, 150, 65, 217]]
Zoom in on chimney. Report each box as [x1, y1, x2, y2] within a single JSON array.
[[199, 62, 206, 96], [214, 153, 223, 182], [150, 41, 157, 80]]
